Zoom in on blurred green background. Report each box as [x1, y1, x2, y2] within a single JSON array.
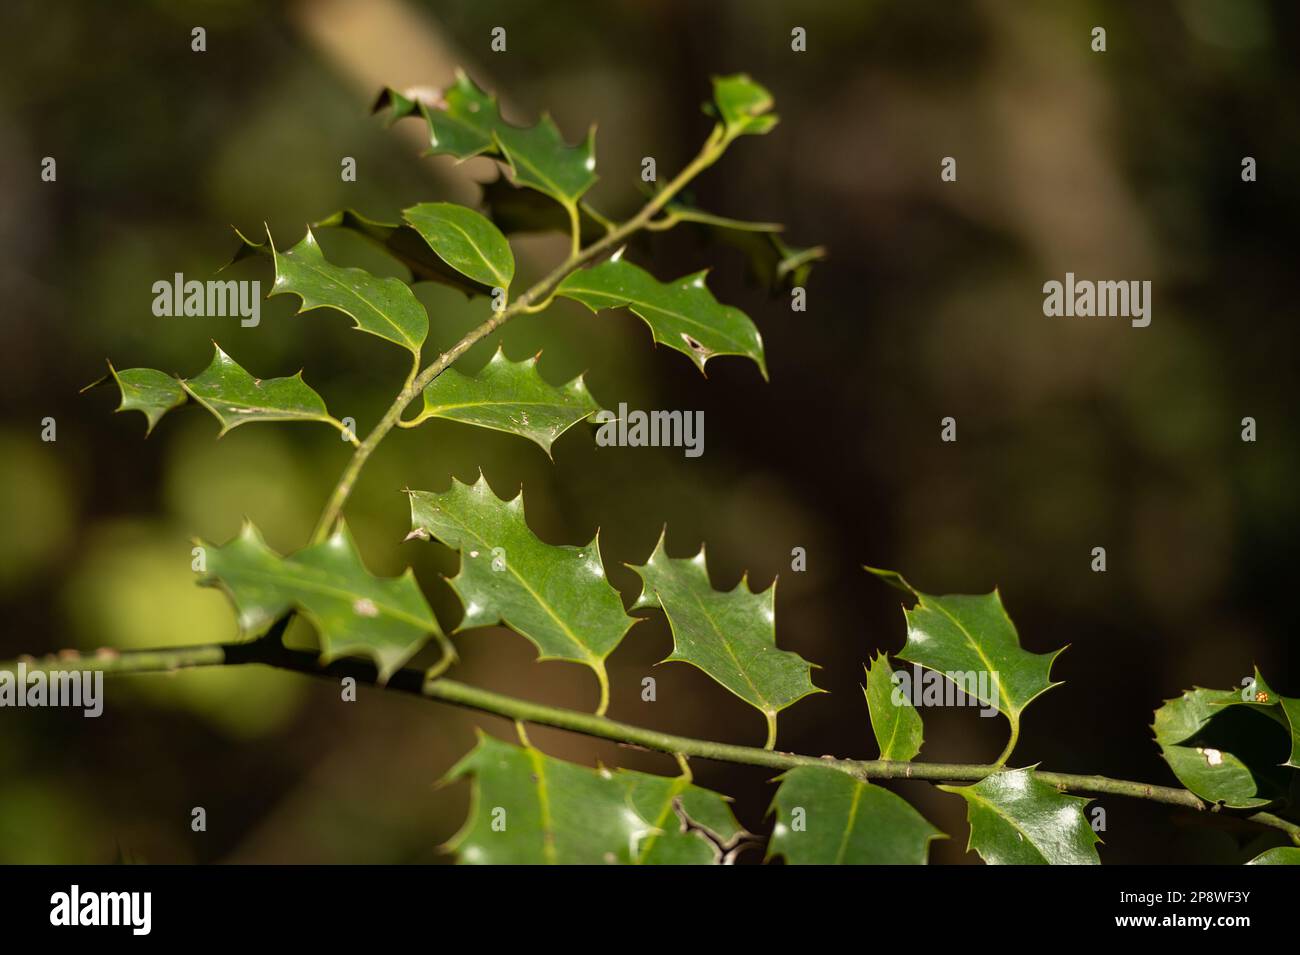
[[0, 0, 1296, 864]]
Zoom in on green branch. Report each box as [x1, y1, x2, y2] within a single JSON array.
[[310, 125, 731, 543], [7, 642, 1297, 846]]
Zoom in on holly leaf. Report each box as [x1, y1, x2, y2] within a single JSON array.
[[1152, 686, 1292, 808], [95, 346, 344, 439], [767, 766, 944, 865], [866, 568, 1064, 757], [444, 733, 741, 864], [375, 72, 497, 161], [379, 71, 597, 210], [1212, 669, 1300, 769], [707, 74, 778, 140], [180, 344, 336, 435], [493, 118, 597, 209], [402, 202, 514, 291], [939, 769, 1101, 865], [865, 652, 923, 762], [230, 214, 492, 299], [616, 767, 748, 864], [556, 254, 767, 377], [406, 476, 634, 711], [1246, 847, 1300, 865], [404, 348, 599, 457], [102, 364, 185, 435], [312, 210, 494, 297], [200, 520, 443, 681], [269, 227, 428, 357], [629, 534, 822, 747]]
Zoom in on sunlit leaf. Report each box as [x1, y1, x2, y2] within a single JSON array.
[[406, 476, 634, 708], [866, 568, 1064, 756], [556, 255, 767, 377], [629, 534, 821, 746], [379, 71, 597, 209], [939, 769, 1101, 865], [768, 766, 943, 864], [97, 346, 343, 439], [376, 73, 497, 160], [200, 520, 444, 681], [864, 652, 923, 761], [104, 364, 185, 435], [707, 74, 778, 140], [404, 348, 599, 456], [269, 227, 428, 357], [403, 202, 514, 291], [493, 117, 597, 208], [181, 344, 335, 435], [1246, 847, 1300, 865]]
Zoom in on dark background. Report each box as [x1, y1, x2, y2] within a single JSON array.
[[0, 0, 1296, 864]]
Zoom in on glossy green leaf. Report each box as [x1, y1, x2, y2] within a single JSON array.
[[866, 568, 1064, 755], [629, 534, 821, 746], [493, 118, 597, 208], [376, 73, 497, 160], [444, 733, 743, 864], [556, 254, 767, 377], [97, 346, 343, 439], [865, 652, 924, 761], [402, 202, 514, 291], [1152, 686, 1291, 809], [105, 364, 185, 434], [1212, 669, 1300, 769], [767, 766, 943, 865], [404, 348, 599, 456], [269, 227, 428, 357], [708, 74, 778, 140], [939, 769, 1102, 865], [200, 520, 444, 681], [616, 767, 747, 864], [1246, 847, 1300, 865], [379, 71, 597, 208], [406, 476, 635, 708], [180, 344, 335, 435], [230, 213, 492, 298]]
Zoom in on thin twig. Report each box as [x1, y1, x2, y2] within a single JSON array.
[[6, 643, 1296, 845]]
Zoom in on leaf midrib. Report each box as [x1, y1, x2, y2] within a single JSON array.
[[927, 599, 1014, 719], [563, 281, 751, 352], [226, 563, 430, 631], [671, 578, 773, 713], [428, 501, 606, 668], [294, 257, 421, 351], [421, 213, 510, 288], [961, 786, 1051, 863]]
